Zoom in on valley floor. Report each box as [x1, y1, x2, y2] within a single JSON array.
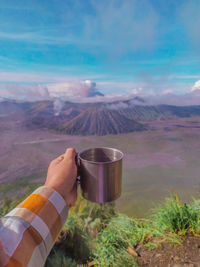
[[1, 117, 200, 216]]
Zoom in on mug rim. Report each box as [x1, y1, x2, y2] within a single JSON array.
[[78, 147, 124, 164]]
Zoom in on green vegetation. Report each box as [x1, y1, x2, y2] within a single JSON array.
[[0, 172, 44, 216], [45, 193, 200, 266], [154, 194, 200, 234], [93, 215, 138, 267], [0, 172, 45, 195], [1, 192, 200, 266], [0, 183, 42, 216]]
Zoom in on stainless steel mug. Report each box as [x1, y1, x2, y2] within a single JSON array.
[[77, 147, 123, 203]]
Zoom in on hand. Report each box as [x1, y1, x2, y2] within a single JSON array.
[[45, 148, 78, 208]]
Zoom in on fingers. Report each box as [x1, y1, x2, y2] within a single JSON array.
[[61, 148, 78, 180], [67, 183, 77, 208], [64, 147, 77, 160], [50, 148, 77, 165], [50, 154, 65, 165], [65, 147, 77, 157]]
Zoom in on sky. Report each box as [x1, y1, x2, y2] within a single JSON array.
[[0, 0, 200, 101]]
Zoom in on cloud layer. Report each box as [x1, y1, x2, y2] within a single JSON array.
[[191, 80, 200, 92], [48, 80, 103, 99], [1, 79, 200, 107], [0, 83, 50, 101], [0, 80, 103, 102]]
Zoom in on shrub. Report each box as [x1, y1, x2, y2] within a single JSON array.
[[0, 196, 22, 217], [154, 194, 200, 234], [46, 196, 116, 266], [3, 189, 200, 266], [93, 214, 138, 267], [0, 183, 42, 217], [44, 250, 77, 267]]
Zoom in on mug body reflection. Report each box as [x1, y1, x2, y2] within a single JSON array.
[[78, 147, 123, 203]]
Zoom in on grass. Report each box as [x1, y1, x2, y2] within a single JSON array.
[[45, 195, 117, 266], [154, 194, 200, 234], [47, 193, 200, 266], [45, 192, 200, 267], [144, 242, 160, 250], [0, 172, 44, 216], [93, 215, 138, 267], [0, 172, 45, 194], [44, 251, 77, 267], [0, 183, 42, 216], [1, 189, 200, 266]]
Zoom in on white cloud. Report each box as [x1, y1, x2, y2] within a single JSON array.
[[132, 87, 143, 95], [71, 93, 132, 103], [0, 80, 104, 102], [53, 99, 64, 116], [0, 83, 50, 101], [47, 80, 103, 99], [191, 80, 200, 92], [162, 89, 173, 95], [1, 79, 200, 107], [149, 90, 200, 106]]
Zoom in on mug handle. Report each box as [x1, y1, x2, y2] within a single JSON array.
[[75, 154, 81, 184]]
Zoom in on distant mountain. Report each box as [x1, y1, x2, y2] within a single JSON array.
[[1, 99, 200, 135], [24, 101, 81, 129], [119, 105, 200, 121], [58, 108, 146, 135]]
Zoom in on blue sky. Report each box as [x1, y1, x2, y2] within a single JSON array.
[[0, 0, 200, 96]]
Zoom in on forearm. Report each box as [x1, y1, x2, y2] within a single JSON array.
[[0, 186, 68, 267]]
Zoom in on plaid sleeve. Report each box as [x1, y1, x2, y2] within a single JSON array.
[[0, 186, 68, 267]]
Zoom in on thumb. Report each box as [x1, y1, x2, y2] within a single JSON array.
[[64, 148, 77, 161]]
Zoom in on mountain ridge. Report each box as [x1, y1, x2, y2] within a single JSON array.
[[1, 99, 200, 135], [58, 107, 146, 135]]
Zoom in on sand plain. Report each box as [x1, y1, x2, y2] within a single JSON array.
[[1, 117, 200, 217]]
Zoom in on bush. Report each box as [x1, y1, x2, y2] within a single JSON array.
[[154, 194, 200, 234], [93, 214, 138, 267], [46, 196, 116, 266], [70, 195, 116, 231], [0, 196, 22, 217], [0, 183, 42, 217], [45, 250, 77, 267], [51, 214, 92, 264], [2, 189, 200, 266]]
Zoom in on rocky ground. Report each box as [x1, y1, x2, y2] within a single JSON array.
[[136, 235, 200, 267]]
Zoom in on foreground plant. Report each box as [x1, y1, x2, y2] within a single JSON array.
[[154, 194, 200, 234], [93, 214, 138, 267], [2, 191, 200, 266]]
